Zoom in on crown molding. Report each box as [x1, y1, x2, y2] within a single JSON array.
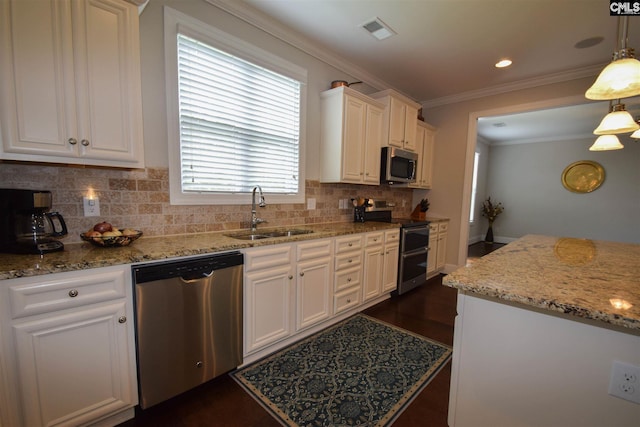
[[421, 65, 603, 109]]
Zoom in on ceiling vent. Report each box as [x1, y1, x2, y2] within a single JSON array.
[[361, 17, 396, 41]]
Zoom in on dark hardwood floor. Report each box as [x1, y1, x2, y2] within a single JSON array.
[[118, 275, 457, 427]]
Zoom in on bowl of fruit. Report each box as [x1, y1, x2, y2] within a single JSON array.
[[81, 222, 142, 247]]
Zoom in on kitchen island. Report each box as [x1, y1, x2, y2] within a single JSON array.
[[443, 235, 640, 427]]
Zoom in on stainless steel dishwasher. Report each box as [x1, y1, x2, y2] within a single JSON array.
[[132, 251, 243, 409]]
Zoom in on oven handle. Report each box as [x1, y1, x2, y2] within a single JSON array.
[[401, 247, 429, 258]]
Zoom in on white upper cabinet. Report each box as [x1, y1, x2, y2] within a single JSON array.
[[370, 89, 421, 152], [320, 87, 384, 185], [0, 0, 144, 168], [410, 121, 436, 189]]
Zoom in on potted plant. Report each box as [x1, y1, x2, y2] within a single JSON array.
[[481, 197, 504, 243]]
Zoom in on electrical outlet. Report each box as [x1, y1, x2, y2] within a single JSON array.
[[307, 198, 316, 210], [338, 199, 344, 209], [609, 361, 640, 404], [83, 197, 100, 217]]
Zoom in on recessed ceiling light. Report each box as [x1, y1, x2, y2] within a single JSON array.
[[361, 17, 397, 41], [495, 59, 512, 68]]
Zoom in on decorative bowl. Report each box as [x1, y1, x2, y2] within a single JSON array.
[[80, 229, 143, 247]]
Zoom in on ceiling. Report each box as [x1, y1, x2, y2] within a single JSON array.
[[225, 0, 640, 144]]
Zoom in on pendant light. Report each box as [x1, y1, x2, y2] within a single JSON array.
[[586, 16, 640, 100], [589, 134, 624, 151], [593, 101, 639, 134]]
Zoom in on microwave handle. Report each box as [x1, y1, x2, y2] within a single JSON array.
[[409, 159, 417, 180]]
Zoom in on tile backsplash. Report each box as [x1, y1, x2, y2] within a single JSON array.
[[0, 163, 413, 243]]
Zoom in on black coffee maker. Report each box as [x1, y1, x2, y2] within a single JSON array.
[[0, 189, 68, 254]]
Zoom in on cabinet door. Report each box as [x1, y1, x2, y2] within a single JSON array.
[[244, 264, 294, 354], [363, 245, 383, 302], [422, 127, 434, 188], [0, 0, 77, 156], [436, 231, 448, 270], [382, 243, 399, 292], [362, 104, 383, 184], [387, 97, 406, 148], [427, 233, 438, 275], [403, 105, 418, 151], [73, 0, 144, 164], [341, 95, 366, 183], [296, 256, 332, 331], [12, 301, 136, 427]]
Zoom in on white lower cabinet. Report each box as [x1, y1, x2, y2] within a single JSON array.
[[363, 232, 384, 302], [427, 220, 449, 278], [382, 230, 400, 292], [295, 239, 333, 331], [0, 265, 137, 427], [244, 245, 295, 355], [243, 230, 400, 360]]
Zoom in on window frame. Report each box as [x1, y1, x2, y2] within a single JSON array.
[[164, 6, 307, 205]]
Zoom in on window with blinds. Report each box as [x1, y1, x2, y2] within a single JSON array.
[[176, 33, 302, 195]]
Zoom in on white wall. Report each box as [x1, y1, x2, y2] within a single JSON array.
[[486, 136, 640, 244], [421, 78, 606, 269]]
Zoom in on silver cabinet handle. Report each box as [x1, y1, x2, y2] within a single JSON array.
[[68, 138, 77, 145], [118, 316, 126, 324], [68, 289, 78, 297], [81, 139, 89, 146]]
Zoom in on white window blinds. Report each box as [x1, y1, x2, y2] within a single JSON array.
[[177, 34, 301, 194]]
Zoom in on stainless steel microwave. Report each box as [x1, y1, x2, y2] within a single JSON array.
[[381, 147, 417, 184]]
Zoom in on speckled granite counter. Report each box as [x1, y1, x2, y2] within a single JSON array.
[[0, 221, 399, 280], [443, 234, 640, 331]]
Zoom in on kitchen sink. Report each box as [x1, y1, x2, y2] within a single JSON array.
[[226, 229, 314, 240]]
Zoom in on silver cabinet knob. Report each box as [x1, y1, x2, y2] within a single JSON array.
[[347, 278, 352, 282], [68, 289, 78, 297], [300, 272, 304, 277], [81, 139, 89, 146], [348, 243, 353, 247], [288, 275, 293, 280], [118, 316, 126, 324], [68, 138, 77, 145], [346, 298, 351, 303], [196, 361, 203, 368]]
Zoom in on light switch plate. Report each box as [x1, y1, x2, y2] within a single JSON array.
[[307, 198, 316, 210], [83, 197, 100, 217]]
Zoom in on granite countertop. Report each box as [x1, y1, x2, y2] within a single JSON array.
[[443, 234, 640, 331], [0, 221, 399, 280]]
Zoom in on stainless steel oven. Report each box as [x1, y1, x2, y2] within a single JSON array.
[[397, 222, 430, 295]]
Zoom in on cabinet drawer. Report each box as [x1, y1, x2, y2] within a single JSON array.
[[429, 223, 438, 233], [9, 268, 127, 319], [296, 238, 331, 262], [439, 222, 449, 233], [385, 229, 400, 244], [335, 252, 362, 271], [244, 244, 292, 272], [334, 287, 360, 315], [365, 232, 384, 246], [334, 235, 363, 253], [334, 267, 361, 292]]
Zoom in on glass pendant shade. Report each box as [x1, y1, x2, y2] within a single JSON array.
[[585, 57, 640, 100], [589, 135, 624, 151], [631, 128, 640, 138], [593, 104, 639, 135]]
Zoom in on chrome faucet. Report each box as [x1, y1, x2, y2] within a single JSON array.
[[251, 186, 266, 231]]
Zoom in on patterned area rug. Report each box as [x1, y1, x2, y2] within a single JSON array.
[[231, 314, 452, 426]]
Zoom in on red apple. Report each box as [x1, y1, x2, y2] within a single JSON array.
[[93, 221, 112, 233]]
